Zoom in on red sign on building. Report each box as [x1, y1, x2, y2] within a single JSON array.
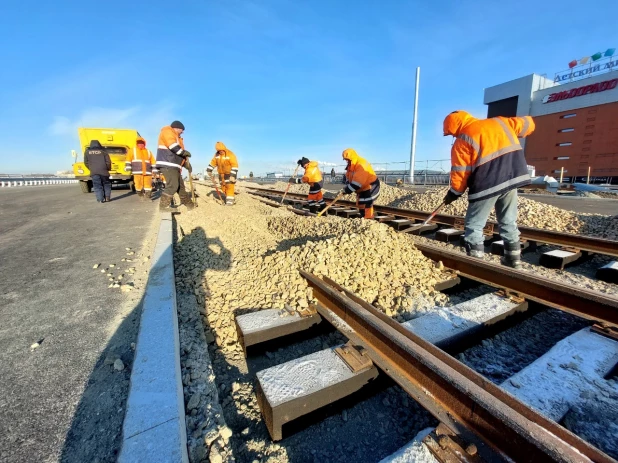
[[544, 78, 618, 103]]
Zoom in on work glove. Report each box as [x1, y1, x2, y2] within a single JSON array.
[[184, 160, 193, 173], [183, 150, 192, 158], [443, 190, 460, 205], [229, 176, 237, 184], [288, 177, 296, 184]]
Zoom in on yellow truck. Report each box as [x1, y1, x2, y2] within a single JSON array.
[[72, 128, 140, 193]]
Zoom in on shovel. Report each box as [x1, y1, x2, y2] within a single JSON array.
[[211, 173, 224, 204], [317, 190, 344, 217], [420, 202, 446, 226], [188, 175, 197, 207], [281, 164, 301, 204]]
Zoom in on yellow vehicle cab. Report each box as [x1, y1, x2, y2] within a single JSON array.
[[72, 128, 139, 193]]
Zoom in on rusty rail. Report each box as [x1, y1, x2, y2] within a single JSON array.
[[415, 243, 618, 326], [302, 271, 615, 463], [247, 187, 618, 257]]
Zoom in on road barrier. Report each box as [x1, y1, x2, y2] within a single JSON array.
[[0, 178, 79, 187]]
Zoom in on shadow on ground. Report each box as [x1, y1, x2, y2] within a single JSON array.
[[59, 296, 144, 463]]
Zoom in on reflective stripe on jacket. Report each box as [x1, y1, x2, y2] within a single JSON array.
[[446, 112, 535, 203], [342, 148, 378, 194], [126, 137, 157, 175], [155, 126, 185, 170], [206, 141, 239, 178]]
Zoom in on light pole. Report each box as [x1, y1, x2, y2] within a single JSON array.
[[409, 67, 420, 185]]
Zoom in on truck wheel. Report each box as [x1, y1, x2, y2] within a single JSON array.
[[80, 180, 92, 193]]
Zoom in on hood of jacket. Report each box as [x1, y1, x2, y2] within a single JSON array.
[[215, 141, 227, 153], [342, 148, 359, 164], [136, 136, 147, 147], [89, 140, 103, 149], [443, 111, 477, 137]]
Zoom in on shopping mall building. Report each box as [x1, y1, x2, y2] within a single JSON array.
[[484, 58, 618, 183]]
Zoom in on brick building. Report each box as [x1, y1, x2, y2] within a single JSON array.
[[484, 70, 618, 183]]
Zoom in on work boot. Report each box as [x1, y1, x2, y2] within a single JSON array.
[[159, 194, 173, 210], [501, 242, 522, 269], [179, 193, 195, 210], [464, 242, 485, 259], [146, 191, 152, 199]]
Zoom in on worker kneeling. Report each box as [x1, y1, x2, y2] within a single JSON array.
[[206, 142, 239, 206], [289, 157, 325, 212], [443, 110, 535, 269], [341, 148, 380, 219]]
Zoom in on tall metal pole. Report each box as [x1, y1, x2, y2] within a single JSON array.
[[409, 67, 420, 185]]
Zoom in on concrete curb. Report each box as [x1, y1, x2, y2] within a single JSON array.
[[119, 212, 188, 463]]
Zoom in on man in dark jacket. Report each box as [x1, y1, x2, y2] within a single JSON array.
[[84, 140, 112, 203]]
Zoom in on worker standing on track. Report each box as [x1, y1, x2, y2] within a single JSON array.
[[340, 148, 380, 219], [84, 140, 112, 203], [289, 157, 326, 211], [443, 110, 535, 269], [125, 137, 157, 199], [155, 121, 194, 210], [206, 142, 239, 206]]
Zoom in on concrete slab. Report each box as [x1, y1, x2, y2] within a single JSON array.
[[256, 345, 378, 440], [539, 249, 583, 270], [119, 213, 188, 463], [501, 328, 618, 421], [388, 218, 414, 230], [401, 293, 527, 348], [435, 228, 464, 243], [235, 308, 322, 355], [378, 428, 437, 463], [596, 261, 618, 284]]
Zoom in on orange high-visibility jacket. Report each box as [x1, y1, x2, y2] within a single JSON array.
[[445, 111, 535, 202], [155, 126, 186, 170], [301, 161, 322, 184], [206, 142, 239, 178], [342, 149, 377, 194], [125, 137, 157, 175]]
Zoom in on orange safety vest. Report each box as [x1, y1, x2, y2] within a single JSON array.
[[342, 148, 377, 193], [126, 137, 157, 175]]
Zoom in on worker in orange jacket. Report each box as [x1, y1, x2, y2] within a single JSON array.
[[206, 142, 239, 205], [443, 110, 535, 268], [155, 121, 193, 210], [340, 149, 380, 219], [125, 137, 157, 198], [289, 157, 325, 211]]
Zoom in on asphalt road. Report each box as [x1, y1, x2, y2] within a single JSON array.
[[0, 185, 158, 463]]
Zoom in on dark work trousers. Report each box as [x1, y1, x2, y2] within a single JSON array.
[[159, 167, 187, 198], [91, 174, 111, 202]]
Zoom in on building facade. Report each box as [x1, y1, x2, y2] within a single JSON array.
[[484, 72, 618, 183]]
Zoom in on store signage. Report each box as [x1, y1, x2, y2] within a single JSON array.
[[554, 57, 617, 83], [543, 78, 618, 104]]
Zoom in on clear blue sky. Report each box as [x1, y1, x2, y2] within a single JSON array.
[[0, 0, 614, 176]]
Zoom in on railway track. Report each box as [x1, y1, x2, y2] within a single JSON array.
[[247, 187, 618, 284], [225, 185, 618, 462]]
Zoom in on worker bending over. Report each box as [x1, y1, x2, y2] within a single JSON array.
[[155, 120, 194, 210], [341, 149, 380, 219], [289, 157, 325, 211], [125, 137, 157, 198], [206, 142, 239, 206], [443, 110, 535, 268]]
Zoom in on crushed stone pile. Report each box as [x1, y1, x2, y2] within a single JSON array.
[[174, 189, 451, 352]]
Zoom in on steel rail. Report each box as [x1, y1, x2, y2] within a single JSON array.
[[302, 271, 615, 463], [246, 187, 618, 257], [415, 243, 618, 326]]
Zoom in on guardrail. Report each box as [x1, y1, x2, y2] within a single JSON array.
[[0, 179, 79, 187]]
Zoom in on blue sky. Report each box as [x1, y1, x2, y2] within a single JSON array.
[[0, 0, 614, 176]]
